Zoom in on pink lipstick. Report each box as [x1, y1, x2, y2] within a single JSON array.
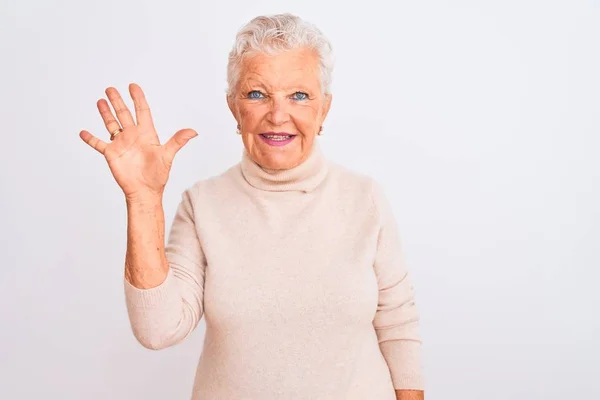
[[259, 132, 296, 147]]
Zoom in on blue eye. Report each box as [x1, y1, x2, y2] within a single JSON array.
[[292, 92, 309, 101], [247, 90, 264, 99]]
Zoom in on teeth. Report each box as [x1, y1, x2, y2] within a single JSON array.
[[264, 135, 291, 140]]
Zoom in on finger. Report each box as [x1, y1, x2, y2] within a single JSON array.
[[129, 83, 155, 129], [164, 128, 198, 159], [105, 87, 135, 128], [97, 99, 122, 137], [79, 130, 107, 154]]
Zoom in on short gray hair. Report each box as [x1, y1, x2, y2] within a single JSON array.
[[226, 13, 334, 96]]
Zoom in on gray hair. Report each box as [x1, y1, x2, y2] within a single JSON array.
[[226, 13, 334, 96]]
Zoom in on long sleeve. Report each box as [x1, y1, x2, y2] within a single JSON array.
[[370, 180, 424, 390], [123, 188, 207, 350]]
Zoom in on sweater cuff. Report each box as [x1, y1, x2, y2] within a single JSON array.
[[123, 268, 177, 309], [379, 339, 425, 390]]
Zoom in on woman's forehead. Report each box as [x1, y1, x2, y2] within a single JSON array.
[[239, 49, 321, 89]]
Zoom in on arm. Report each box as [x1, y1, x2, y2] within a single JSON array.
[[79, 84, 203, 350], [123, 189, 206, 350], [124, 195, 169, 289], [395, 389, 424, 400], [370, 180, 425, 393]]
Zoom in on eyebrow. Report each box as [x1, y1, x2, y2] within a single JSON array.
[[242, 82, 314, 94]]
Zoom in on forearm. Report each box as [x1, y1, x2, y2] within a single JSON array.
[[122, 192, 205, 350], [395, 389, 424, 400], [124, 195, 169, 289]]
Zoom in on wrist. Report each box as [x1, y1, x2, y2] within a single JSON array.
[[125, 192, 163, 207]]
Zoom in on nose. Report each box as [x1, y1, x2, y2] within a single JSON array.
[[266, 97, 290, 126]]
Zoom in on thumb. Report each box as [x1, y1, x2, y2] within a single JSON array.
[[164, 128, 198, 159]]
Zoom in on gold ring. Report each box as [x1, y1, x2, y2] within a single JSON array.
[[110, 128, 122, 141]]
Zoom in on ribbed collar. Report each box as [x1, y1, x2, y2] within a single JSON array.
[[240, 143, 329, 193]]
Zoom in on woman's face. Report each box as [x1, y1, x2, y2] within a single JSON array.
[[227, 47, 332, 170]]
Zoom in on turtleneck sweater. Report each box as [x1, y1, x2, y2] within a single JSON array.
[[124, 143, 424, 399]]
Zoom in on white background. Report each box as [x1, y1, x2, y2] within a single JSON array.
[[1, 0, 598, 399]]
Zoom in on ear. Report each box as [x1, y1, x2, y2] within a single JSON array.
[[321, 93, 333, 121]]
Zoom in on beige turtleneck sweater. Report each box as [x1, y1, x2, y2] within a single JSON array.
[[123, 143, 424, 399]]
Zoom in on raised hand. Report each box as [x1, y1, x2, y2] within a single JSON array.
[[79, 83, 197, 201]]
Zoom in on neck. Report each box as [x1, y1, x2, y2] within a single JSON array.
[[240, 144, 329, 193]]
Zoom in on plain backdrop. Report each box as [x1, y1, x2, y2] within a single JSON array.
[[0, 0, 598, 399]]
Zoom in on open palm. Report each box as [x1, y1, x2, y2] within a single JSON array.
[[79, 84, 197, 200]]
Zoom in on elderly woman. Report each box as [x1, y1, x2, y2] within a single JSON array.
[[80, 13, 424, 400]]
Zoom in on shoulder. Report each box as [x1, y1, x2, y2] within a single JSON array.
[[175, 163, 243, 208], [326, 162, 401, 237], [325, 161, 388, 215], [326, 161, 386, 200]]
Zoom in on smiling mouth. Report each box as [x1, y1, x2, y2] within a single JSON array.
[[260, 133, 295, 141]]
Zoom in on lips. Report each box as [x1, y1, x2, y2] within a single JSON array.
[[258, 132, 297, 147]]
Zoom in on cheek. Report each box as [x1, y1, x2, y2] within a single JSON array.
[[239, 105, 265, 126], [292, 106, 321, 130], [239, 106, 252, 122]]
